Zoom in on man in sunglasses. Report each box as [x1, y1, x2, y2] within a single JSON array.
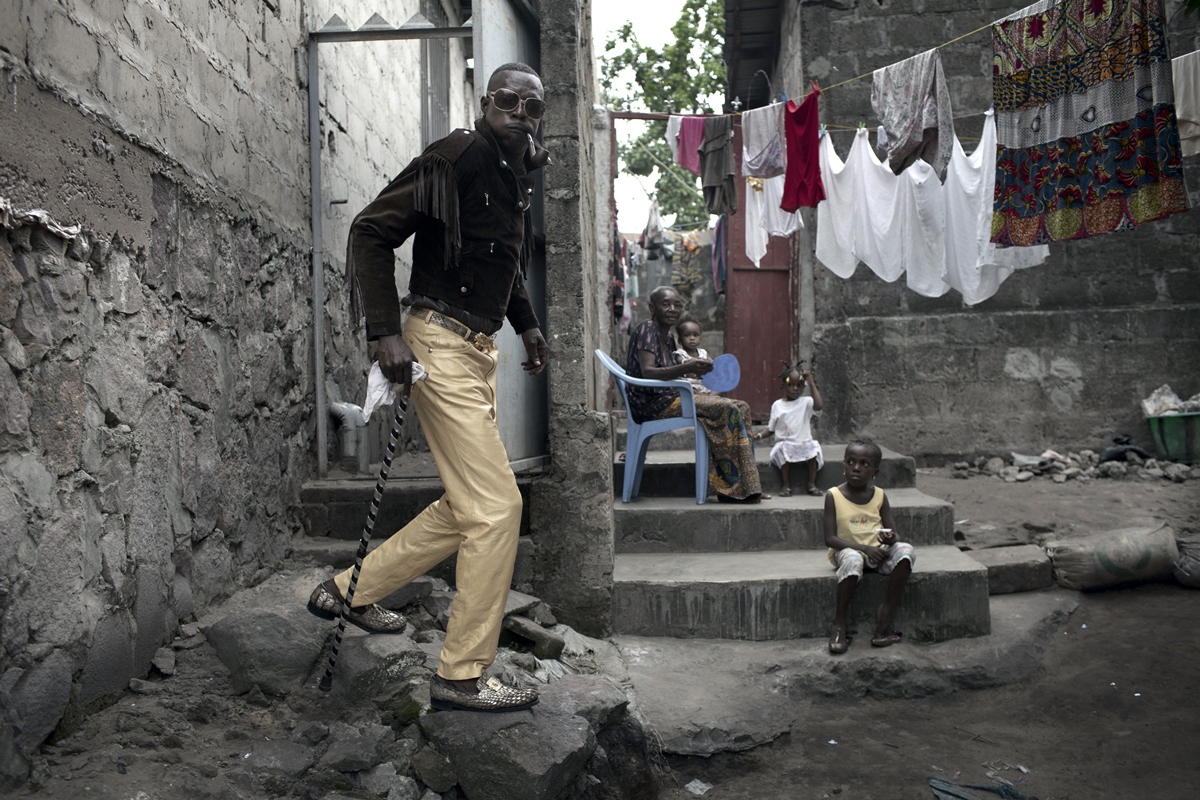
[[308, 63, 551, 712]]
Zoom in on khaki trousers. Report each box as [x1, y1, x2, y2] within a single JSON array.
[[334, 315, 522, 680]]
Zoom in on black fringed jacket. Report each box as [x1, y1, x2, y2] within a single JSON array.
[[347, 118, 545, 339]]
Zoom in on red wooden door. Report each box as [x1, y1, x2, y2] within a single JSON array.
[[724, 123, 799, 420]]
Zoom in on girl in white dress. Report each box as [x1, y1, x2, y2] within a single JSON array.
[[755, 365, 824, 496]]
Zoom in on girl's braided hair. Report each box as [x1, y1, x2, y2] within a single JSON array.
[[778, 360, 807, 384]]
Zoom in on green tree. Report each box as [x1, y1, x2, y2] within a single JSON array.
[[600, 0, 726, 224]]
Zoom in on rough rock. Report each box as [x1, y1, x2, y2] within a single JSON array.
[[410, 745, 457, 793], [151, 646, 176, 676], [330, 627, 428, 702], [248, 739, 315, 777], [318, 721, 393, 772], [504, 589, 541, 616], [503, 614, 566, 660], [420, 705, 595, 800], [531, 674, 629, 729], [967, 545, 1054, 594], [360, 762, 421, 798], [203, 608, 328, 696], [526, 602, 558, 627]]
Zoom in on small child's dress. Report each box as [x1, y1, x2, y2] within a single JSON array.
[[673, 347, 713, 395], [766, 395, 822, 469]]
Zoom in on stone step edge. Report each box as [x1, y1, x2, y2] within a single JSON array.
[[611, 486, 951, 512]]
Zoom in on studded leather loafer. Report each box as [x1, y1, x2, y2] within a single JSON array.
[[430, 675, 539, 713], [306, 581, 407, 633]]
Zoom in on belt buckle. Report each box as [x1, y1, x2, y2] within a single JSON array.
[[469, 331, 494, 352]]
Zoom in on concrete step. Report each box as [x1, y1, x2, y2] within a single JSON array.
[[612, 546, 990, 642], [614, 443, 917, 495], [614, 488, 953, 553], [298, 477, 532, 540]]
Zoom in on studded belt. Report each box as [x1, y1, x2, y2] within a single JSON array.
[[410, 307, 497, 352]]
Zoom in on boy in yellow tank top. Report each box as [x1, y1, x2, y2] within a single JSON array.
[[823, 439, 915, 654]]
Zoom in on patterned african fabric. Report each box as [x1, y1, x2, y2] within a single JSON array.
[[656, 396, 763, 501], [991, 0, 1188, 245], [871, 48, 956, 177]]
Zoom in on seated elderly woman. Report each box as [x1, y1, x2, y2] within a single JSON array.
[[624, 286, 765, 503]]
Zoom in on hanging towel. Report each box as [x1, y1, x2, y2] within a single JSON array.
[[1172, 50, 1200, 157], [745, 175, 802, 267], [944, 110, 1049, 305], [781, 89, 826, 211], [992, 0, 1188, 245], [677, 116, 705, 175], [872, 48, 955, 177], [666, 115, 684, 163], [742, 103, 787, 178], [700, 115, 738, 216]]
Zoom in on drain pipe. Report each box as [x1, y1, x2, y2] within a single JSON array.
[[329, 402, 370, 475]]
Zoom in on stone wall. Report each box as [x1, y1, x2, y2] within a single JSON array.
[[529, 0, 614, 637], [781, 0, 1200, 459], [0, 0, 468, 786]]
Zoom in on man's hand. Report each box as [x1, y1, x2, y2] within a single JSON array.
[[520, 327, 549, 376], [376, 334, 417, 390]]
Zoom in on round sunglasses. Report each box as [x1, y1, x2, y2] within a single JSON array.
[[488, 88, 546, 120]]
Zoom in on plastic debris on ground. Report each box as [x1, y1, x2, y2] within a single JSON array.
[[684, 778, 713, 795]]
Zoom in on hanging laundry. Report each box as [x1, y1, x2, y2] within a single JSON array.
[[944, 111, 1049, 305], [676, 116, 705, 175], [712, 216, 727, 294], [991, 0, 1188, 245], [871, 48, 955, 177], [643, 197, 664, 258], [745, 175, 802, 268], [741, 103, 787, 178], [670, 229, 712, 297], [815, 118, 1048, 302], [700, 115, 738, 216], [781, 87, 826, 211], [1172, 50, 1200, 158], [666, 115, 683, 163]]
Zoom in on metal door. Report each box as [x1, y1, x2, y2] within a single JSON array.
[[723, 123, 799, 420], [474, 0, 548, 469]]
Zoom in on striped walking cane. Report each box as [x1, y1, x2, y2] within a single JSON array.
[[319, 364, 424, 692]]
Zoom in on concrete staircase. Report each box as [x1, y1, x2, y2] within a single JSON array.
[[611, 425, 991, 643]]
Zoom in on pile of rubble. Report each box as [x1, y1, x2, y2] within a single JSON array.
[[951, 450, 1198, 484]]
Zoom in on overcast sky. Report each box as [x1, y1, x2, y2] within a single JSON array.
[[591, 0, 691, 233]]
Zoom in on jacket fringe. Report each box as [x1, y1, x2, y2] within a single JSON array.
[[414, 154, 461, 270]]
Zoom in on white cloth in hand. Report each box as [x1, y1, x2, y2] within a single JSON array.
[[362, 361, 427, 422]]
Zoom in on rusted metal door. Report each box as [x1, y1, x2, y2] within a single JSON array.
[[723, 123, 799, 420]]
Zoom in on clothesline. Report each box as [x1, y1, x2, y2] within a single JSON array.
[[819, 21, 994, 95]]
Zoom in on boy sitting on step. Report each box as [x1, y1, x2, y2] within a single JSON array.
[[823, 439, 915, 654]]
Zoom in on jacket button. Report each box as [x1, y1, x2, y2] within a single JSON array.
[[526, 187, 533, 194], [499, 159, 508, 168], [460, 286, 468, 293]]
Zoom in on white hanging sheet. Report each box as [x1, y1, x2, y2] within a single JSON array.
[[745, 174, 802, 268]]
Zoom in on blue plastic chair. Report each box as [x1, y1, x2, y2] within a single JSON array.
[[595, 349, 708, 504]]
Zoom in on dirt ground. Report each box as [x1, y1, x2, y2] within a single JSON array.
[[660, 467, 1200, 800]]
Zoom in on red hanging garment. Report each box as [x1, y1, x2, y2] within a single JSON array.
[[781, 84, 826, 212]]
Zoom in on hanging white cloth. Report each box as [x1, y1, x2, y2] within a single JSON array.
[[1173, 50, 1200, 158], [745, 175, 802, 267], [741, 103, 786, 178], [943, 110, 1049, 305], [666, 115, 683, 163], [815, 115, 1049, 302]]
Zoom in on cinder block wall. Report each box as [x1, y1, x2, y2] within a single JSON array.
[[529, 0, 614, 637], [780, 0, 1200, 460], [0, 0, 469, 786]]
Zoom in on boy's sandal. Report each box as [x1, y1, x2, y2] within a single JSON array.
[[779, 487, 793, 497], [806, 487, 823, 496], [870, 631, 903, 648], [828, 628, 851, 655]]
